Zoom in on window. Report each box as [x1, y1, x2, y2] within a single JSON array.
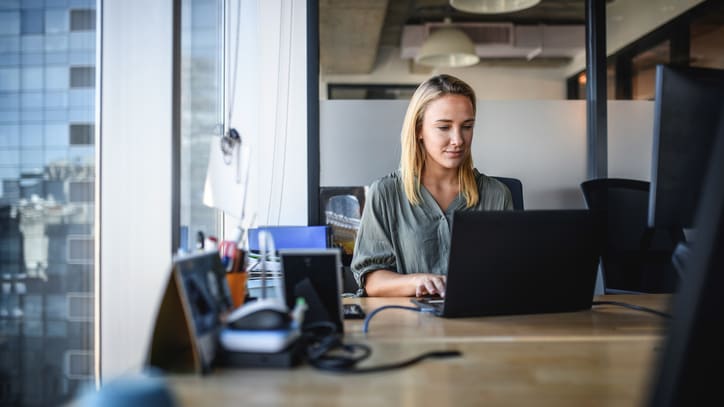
[[67, 235, 93, 263], [21, 10, 44, 34], [567, 1, 724, 100], [45, 9, 68, 34], [0, 67, 20, 91], [70, 9, 95, 31], [690, 9, 724, 69], [567, 63, 616, 100], [21, 66, 43, 91], [328, 84, 418, 100], [69, 123, 94, 145], [0, 4, 97, 404], [66, 293, 93, 322], [179, 0, 223, 251], [0, 11, 20, 35], [64, 351, 93, 380], [69, 66, 94, 88], [68, 181, 94, 203], [631, 41, 670, 100], [45, 66, 69, 89]]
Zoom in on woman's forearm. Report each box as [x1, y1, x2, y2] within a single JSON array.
[[364, 269, 417, 297], [365, 270, 446, 297]]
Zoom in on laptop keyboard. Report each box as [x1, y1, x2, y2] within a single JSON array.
[[411, 297, 445, 312]]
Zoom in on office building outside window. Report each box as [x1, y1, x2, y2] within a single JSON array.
[[0, 1, 96, 405], [179, 0, 224, 251]]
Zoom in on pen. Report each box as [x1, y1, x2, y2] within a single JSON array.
[[196, 231, 204, 250]]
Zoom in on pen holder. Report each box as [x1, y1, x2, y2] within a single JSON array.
[[225, 247, 248, 308], [226, 271, 248, 309]]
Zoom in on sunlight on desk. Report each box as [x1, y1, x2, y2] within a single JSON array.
[[168, 295, 669, 407]]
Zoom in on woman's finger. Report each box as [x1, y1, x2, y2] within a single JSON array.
[[424, 279, 438, 295], [432, 278, 446, 297]]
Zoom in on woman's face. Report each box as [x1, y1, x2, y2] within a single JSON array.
[[418, 94, 475, 172]]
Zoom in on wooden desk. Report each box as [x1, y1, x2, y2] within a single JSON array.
[[169, 294, 671, 407]]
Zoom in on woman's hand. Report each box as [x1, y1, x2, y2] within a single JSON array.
[[412, 273, 447, 298]]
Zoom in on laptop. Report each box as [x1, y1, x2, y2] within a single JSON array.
[[412, 210, 602, 318]]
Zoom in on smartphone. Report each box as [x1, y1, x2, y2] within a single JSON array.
[[343, 303, 366, 319]]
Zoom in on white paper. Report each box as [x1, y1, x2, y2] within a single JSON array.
[[203, 136, 250, 218]]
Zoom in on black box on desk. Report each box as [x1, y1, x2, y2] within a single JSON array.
[[216, 340, 304, 369]]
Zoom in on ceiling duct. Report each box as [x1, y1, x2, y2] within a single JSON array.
[[428, 21, 514, 46], [401, 23, 584, 62]]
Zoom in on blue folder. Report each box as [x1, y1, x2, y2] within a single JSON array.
[[247, 225, 330, 251]]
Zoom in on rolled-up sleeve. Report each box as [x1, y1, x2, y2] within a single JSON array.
[[351, 182, 396, 295]]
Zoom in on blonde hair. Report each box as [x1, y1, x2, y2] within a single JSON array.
[[400, 74, 478, 207]]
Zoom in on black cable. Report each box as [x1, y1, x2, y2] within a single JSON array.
[[310, 349, 462, 374], [303, 320, 338, 336], [592, 300, 671, 319], [299, 305, 461, 374], [306, 339, 372, 370], [362, 305, 423, 334]]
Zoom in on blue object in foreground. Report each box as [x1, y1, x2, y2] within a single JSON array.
[[76, 373, 177, 407]]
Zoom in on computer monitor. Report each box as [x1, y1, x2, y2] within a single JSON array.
[[648, 65, 724, 230], [646, 116, 724, 407]]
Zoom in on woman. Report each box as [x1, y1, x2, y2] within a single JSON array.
[[351, 74, 512, 297]]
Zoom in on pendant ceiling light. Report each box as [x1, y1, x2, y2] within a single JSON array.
[[415, 19, 480, 68], [449, 0, 541, 14]]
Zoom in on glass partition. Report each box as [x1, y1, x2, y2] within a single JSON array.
[[631, 40, 670, 100], [321, 99, 656, 209], [690, 9, 724, 69]]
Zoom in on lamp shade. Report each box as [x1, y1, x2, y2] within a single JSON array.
[[415, 27, 480, 68], [450, 0, 541, 14]]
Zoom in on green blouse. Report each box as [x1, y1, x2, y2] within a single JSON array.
[[351, 169, 513, 296]]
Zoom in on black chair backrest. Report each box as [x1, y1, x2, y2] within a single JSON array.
[[580, 178, 682, 293], [492, 176, 524, 210]]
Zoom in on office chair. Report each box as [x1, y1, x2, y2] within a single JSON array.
[[580, 178, 682, 294], [492, 176, 524, 210], [319, 186, 366, 294]]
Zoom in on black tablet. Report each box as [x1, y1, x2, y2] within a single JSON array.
[[279, 249, 344, 334]]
